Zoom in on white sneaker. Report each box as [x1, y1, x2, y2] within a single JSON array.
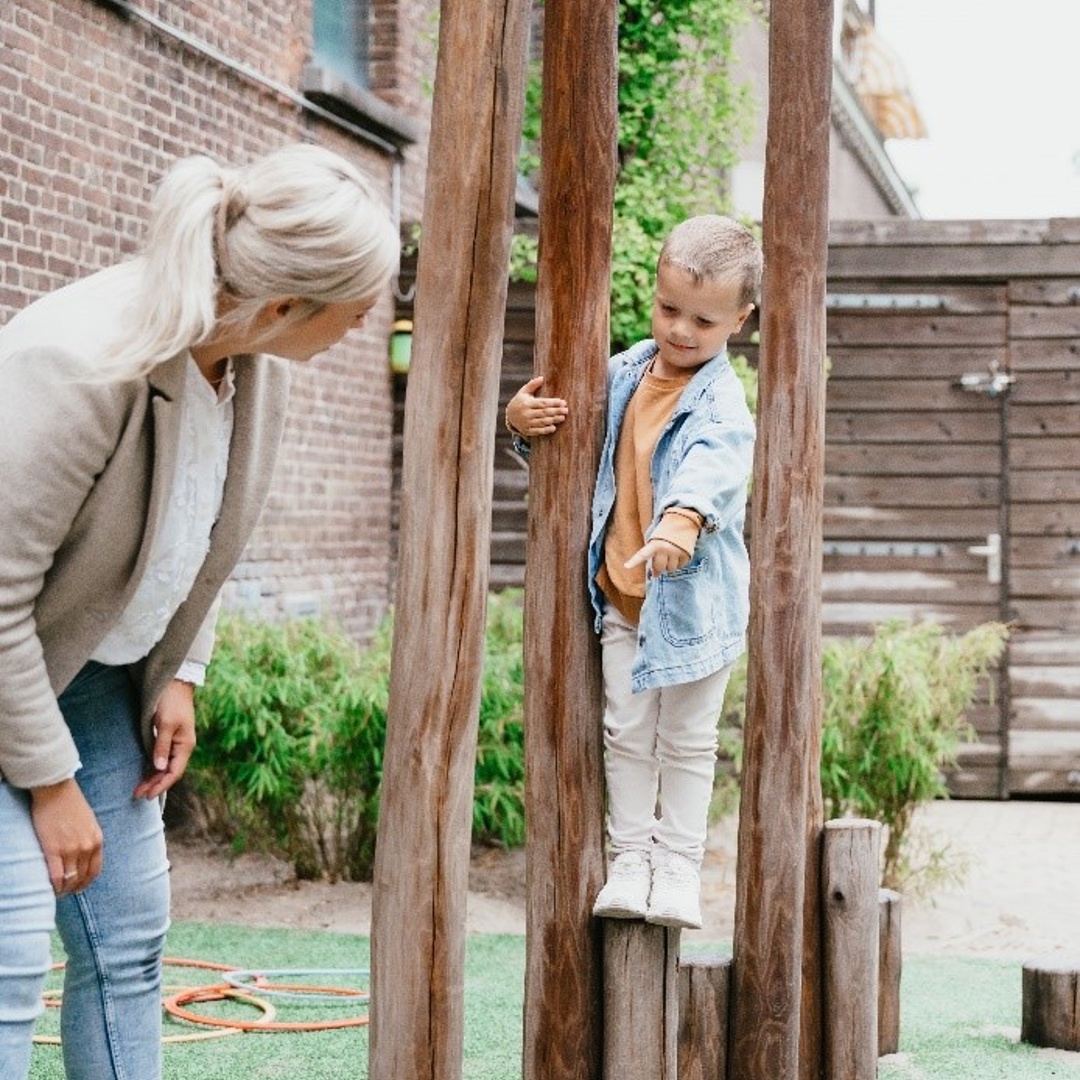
[[646, 849, 702, 929], [592, 850, 651, 920]]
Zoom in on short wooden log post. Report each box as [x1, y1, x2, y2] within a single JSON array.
[[878, 889, 902, 1056], [678, 954, 732, 1080], [822, 819, 881, 1080], [602, 923, 679, 1080], [1022, 956, 1080, 1050]]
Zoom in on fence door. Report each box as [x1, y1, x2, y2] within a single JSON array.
[[822, 282, 1011, 798]]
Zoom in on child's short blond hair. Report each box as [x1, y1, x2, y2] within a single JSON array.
[[658, 215, 763, 308]]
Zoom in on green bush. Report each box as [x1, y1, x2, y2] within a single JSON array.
[[718, 618, 1009, 892], [191, 598, 1004, 895], [190, 614, 390, 882], [188, 592, 528, 881], [473, 591, 526, 848], [821, 619, 1008, 890]]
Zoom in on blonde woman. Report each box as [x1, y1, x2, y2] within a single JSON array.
[[0, 142, 399, 1080]]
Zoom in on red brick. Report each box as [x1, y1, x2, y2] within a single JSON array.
[[1, 0, 439, 643]]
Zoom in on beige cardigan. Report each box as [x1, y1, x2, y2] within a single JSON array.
[[0, 267, 290, 788]]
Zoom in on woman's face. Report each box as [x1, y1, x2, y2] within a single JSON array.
[[259, 297, 376, 362]]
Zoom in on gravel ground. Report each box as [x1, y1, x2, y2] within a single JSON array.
[[168, 798, 1080, 960]]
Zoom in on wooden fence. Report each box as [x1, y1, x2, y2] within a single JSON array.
[[394, 219, 1080, 798]]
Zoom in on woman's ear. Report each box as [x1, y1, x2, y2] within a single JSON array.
[[251, 297, 298, 332]]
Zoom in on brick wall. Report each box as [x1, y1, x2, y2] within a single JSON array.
[[1, 0, 438, 642]]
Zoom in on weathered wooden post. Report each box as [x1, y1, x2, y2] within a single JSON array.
[[878, 888, 902, 1056], [602, 923, 679, 1080], [367, 1, 530, 1077], [678, 955, 732, 1080], [822, 819, 881, 1080], [1022, 957, 1080, 1051], [521, 0, 618, 1076], [729, 1, 834, 1079]]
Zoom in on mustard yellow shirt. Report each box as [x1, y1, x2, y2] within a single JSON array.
[[596, 366, 703, 624]]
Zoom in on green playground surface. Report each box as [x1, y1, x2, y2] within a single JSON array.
[[29, 924, 1080, 1080]]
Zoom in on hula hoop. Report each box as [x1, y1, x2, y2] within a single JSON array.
[[34, 986, 275, 1045], [165, 984, 368, 1031], [223, 967, 369, 1005]]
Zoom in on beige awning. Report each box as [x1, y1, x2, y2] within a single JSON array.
[[841, 14, 928, 140]]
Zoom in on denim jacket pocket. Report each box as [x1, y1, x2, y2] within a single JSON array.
[[655, 557, 716, 647]]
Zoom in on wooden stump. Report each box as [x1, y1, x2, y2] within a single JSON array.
[[602, 922, 679, 1080], [1022, 956, 1080, 1050], [822, 819, 881, 1080], [678, 954, 731, 1080], [878, 889, 902, 1056]]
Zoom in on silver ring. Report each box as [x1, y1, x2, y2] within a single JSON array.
[[62, 870, 77, 880]]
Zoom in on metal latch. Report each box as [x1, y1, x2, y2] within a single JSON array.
[[967, 533, 1002, 584], [958, 370, 1015, 397]]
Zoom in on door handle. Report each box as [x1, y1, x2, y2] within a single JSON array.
[[967, 532, 1002, 585]]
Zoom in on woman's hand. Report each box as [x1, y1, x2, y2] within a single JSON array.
[[30, 778, 104, 895], [133, 679, 196, 800]]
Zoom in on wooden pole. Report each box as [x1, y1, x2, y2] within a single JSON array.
[[367, 1, 530, 1077], [678, 955, 732, 1080], [521, 0, 618, 1077], [730, 2, 834, 1079], [878, 889, 902, 1056], [602, 923, 679, 1080], [821, 819, 881, 1080]]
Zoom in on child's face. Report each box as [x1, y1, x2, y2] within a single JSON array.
[[650, 263, 753, 379]]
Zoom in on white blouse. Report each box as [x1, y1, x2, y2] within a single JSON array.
[[92, 355, 235, 681]]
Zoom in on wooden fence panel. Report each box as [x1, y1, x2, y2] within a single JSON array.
[[395, 221, 1080, 797]]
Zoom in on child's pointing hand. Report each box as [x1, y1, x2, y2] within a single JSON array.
[[625, 537, 690, 576]]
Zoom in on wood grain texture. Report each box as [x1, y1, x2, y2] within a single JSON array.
[[730, 3, 834, 1079], [677, 955, 732, 1080], [821, 820, 881, 1080], [878, 889, 902, 1057], [1022, 957, 1080, 1050], [368, 2, 530, 1077], [602, 923, 679, 1080], [521, 1, 618, 1078]]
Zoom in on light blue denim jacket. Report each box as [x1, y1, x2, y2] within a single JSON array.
[[588, 339, 756, 692]]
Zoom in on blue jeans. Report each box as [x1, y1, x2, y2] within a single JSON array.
[[0, 662, 170, 1080]]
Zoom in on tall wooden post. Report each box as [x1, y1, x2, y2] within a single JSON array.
[[522, 0, 618, 1077], [368, 1, 530, 1077], [730, 2, 834, 1079]]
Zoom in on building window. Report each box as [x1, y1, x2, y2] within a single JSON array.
[[303, 0, 420, 153], [312, 0, 370, 89]]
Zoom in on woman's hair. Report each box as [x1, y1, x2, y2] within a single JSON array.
[[658, 215, 763, 309], [103, 142, 399, 380]]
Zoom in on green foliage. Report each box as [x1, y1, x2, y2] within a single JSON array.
[[188, 595, 529, 881], [190, 614, 390, 882], [473, 591, 526, 847], [513, 0, 758, 349], [718, 619, 1009, 893], [821, 619, 1009, 890]]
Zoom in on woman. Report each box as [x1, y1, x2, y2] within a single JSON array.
[[0, 142, 399, 1079]]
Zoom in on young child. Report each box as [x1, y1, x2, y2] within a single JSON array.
[[506, 214, 760, 929]]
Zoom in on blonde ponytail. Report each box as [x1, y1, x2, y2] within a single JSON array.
[[101, 143, 399, 381], [99, 156, 225, 381]]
